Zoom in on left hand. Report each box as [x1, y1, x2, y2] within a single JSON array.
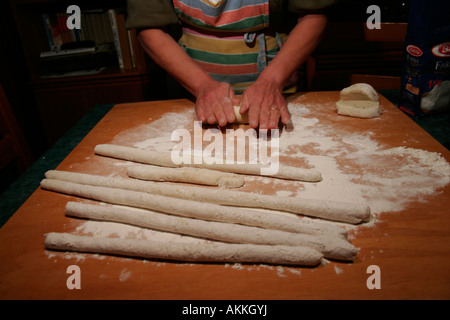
[[240, 78, 291, 130]]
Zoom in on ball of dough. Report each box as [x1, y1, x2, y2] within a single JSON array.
[[336, 83, 381, 118], [336, 100, 381, 118], [340, 83, 379, 102]]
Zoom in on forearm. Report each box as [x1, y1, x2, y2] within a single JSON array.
[[241, 14, 327, 128], [139, 28, 238, 125], [138, 28, 214, 97], [258, 14, 328, 88]]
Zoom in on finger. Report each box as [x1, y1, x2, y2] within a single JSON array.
[[280, 104, 291, 125], [231, 96, 241, 107], [211, 100, 228, 127], [268, 107, 281, 129], [195, 103, 206, 123], [229, 86, 240, 107], [201, 101, 217, 124], [247, 98, 261, 129], [258, 103, 272, 131], [222, 96, 236, 124], [240, 94, 250, 113], [274, 95, 290, 124], [224, 104, 236, 124]]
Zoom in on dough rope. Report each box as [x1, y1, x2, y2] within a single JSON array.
[[44, 232, 323, 266], [65, 202, 357, 260], [127, 165, 244, 188], [41, 175, 348, 236], [43, 170, 370, 224], [94, 144, 323, 182]]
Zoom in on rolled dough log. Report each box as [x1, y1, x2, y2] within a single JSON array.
[[44, 232, 323, 266], [336, 83, 381, 118], [42, 174, 347, 235], [44, 170, 370, 224], [127, 165, 244, 188], [65, 202, 357, 260], [234, 105, 249, 124], [94, 144, 322, 183]]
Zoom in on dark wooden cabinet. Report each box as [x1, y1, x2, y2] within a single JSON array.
[[31, 70, 152, 144]]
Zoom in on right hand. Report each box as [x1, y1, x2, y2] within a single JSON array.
[[195, 80, 240, 127]]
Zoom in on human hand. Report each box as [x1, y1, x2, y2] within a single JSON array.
[[195, 80, 240, 126], [240, 78, 291, 130]]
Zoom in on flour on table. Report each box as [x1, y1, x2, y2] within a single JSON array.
[[119, 269, 132, 282], [112, 109, 196, 152], [334, 265, 344, 275], [61, 101, 450, 268], [278, 103, 450, 218], [103, 101, 450, 221]]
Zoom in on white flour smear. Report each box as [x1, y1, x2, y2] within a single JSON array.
[[279, 104, 450, 216], [113, 110, 196, 152], [110, 102, 449, 218], [62, 102, 450, 271]]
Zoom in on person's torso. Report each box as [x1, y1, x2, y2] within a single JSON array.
[[173, 0, 285, 92]]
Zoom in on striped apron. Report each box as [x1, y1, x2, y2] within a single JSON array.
[[173, 0, 287, 93]]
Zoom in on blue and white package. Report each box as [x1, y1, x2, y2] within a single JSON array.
[[399, 0, 450, 116]]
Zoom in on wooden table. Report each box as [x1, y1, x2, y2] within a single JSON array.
[[0, 92, 449, 300]]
